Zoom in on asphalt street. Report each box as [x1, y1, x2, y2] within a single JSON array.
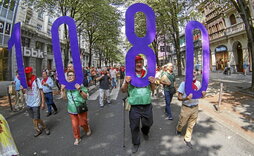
[[6, 84, 254, 156]]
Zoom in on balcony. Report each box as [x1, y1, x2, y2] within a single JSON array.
[[225, 22, 245, 36], [209, 29, 225, 40]]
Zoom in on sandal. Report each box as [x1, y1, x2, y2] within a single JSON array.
[[34, 129, 42, 137], [74, 139, 81, 145], [87, 128, 92, 136]]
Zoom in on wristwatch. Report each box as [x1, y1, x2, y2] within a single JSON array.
[[79, 89, 83, 93]]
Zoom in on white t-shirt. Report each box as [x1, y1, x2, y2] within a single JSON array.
[[25, 78, 43, 107], [110, 69, 117, 78], [177, 81, 201, 106]]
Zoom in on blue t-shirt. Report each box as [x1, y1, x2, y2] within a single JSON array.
[[14, 76, 21, 91], [177, 81, 201, 106]]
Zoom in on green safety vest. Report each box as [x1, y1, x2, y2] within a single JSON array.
[[66, 86, 88, 114], [127, 85, 151, 105]]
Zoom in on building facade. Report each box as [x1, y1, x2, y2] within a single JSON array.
[[197, 1, 253, 73], [11, 1, 66, 78], [0, 0, 19, 81]]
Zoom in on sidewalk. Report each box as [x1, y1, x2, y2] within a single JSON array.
[[176, 72, 254, 145], [0, 83, 99, 119]]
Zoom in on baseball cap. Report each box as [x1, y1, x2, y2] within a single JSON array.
[[25, 67, 33, 74], [135, 55, 143, 62]]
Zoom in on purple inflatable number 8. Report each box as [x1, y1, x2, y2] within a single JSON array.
[[185, 21, 210, 99], [51, 16, 83, 90], [125, 3, 156, 87]]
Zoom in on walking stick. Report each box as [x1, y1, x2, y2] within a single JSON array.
[[122, 97, 127, 149]]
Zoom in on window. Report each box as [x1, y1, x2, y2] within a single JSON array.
[[47, 45, 52, 54], [3, 0, 8, 8], [9, 0, 15, 11], [48, 16, 53, 25], [230, 14, 237, 25], [35, 41, 44, 51], [38, 11, 43, 20], [25, 15, 31, 24], [21, 37, 31, 48], [36, 24, 42, 31], [47, 28, 51, 35]]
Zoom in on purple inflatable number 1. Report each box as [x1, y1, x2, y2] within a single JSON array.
[[8, 22, 28, 89], [51, 16, 83, 90], [125, 3, 156, 87], [185, 21, 210, 99]]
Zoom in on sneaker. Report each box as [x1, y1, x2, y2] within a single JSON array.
[[132, 144, 139, 154], [44, 128, 50, 135], [34, 129, 42, 137], [87, 128, 92, 136], [165, 117, 173, 120], [143, 133, 149, 141], [176, 130, 181, 136], [184, 139, 193, 149], [74, 138, 81, 145], [53, 110, 58, 115], [46, 112, 52, 117]]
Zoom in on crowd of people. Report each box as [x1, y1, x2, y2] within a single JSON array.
[[1, 55, 206, 155]]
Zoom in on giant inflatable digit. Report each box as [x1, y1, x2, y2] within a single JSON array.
[[125, 3, 156, 87], [185, 21, 210, 99], [51, 16, 83, 90], [8, 23, 28, 88]]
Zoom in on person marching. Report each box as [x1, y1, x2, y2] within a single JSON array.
[[12, 71, 25, 111], [160, 63, 176, 120], [21, 67, 50, 137], [176, 70, 206, 148], [41, 71, 58, 117], [96, 67, 111, 108], [121, 55, 156, 153], [61, 70, 91, 145]]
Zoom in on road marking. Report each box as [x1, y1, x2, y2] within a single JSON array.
[[88, 90, 99, 100], [110, 85, 120, 100]]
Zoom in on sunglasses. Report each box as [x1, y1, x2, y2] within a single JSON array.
[[68, 74, 75, 77]]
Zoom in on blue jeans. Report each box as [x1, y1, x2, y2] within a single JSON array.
[[164, 90, 173, 118], [44, 92, 57, 113], [111, 78, 116, 88]]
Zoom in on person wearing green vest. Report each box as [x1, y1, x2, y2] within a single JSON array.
[[121, 55, 156, 154], [61, 70, 92, 145], [160, 63, 176, 120]]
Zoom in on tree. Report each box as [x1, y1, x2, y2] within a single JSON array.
[[80, 0, 122, 67], [229, 0, 254, 90], [24, 0, 89, 67]]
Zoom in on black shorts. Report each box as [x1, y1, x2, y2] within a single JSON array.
[[27, 106, 40, 119]]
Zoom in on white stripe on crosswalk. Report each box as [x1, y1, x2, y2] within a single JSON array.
[[88, 83, 120, 101], [110, 84, 120, 100], [88, 90, 99, 100]]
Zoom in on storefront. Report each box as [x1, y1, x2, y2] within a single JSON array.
[[0, 47, 8, 81], [215, 45, 228, 70]]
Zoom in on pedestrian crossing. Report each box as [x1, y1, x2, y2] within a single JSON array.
[[88, 82, 121, 101]]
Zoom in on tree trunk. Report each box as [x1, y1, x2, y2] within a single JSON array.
[[232, 0, 254, 90], [88, 42, 92, 67], [64, 25, 69, 68]]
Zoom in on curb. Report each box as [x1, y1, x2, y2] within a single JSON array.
[[199, 99, 254, 145]]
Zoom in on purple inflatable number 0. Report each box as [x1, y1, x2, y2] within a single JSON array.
[[51, 16, 83, 90], [125, 3, 156, 87], [8, 22, 28, 89], [185, 21, 210, 99]]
